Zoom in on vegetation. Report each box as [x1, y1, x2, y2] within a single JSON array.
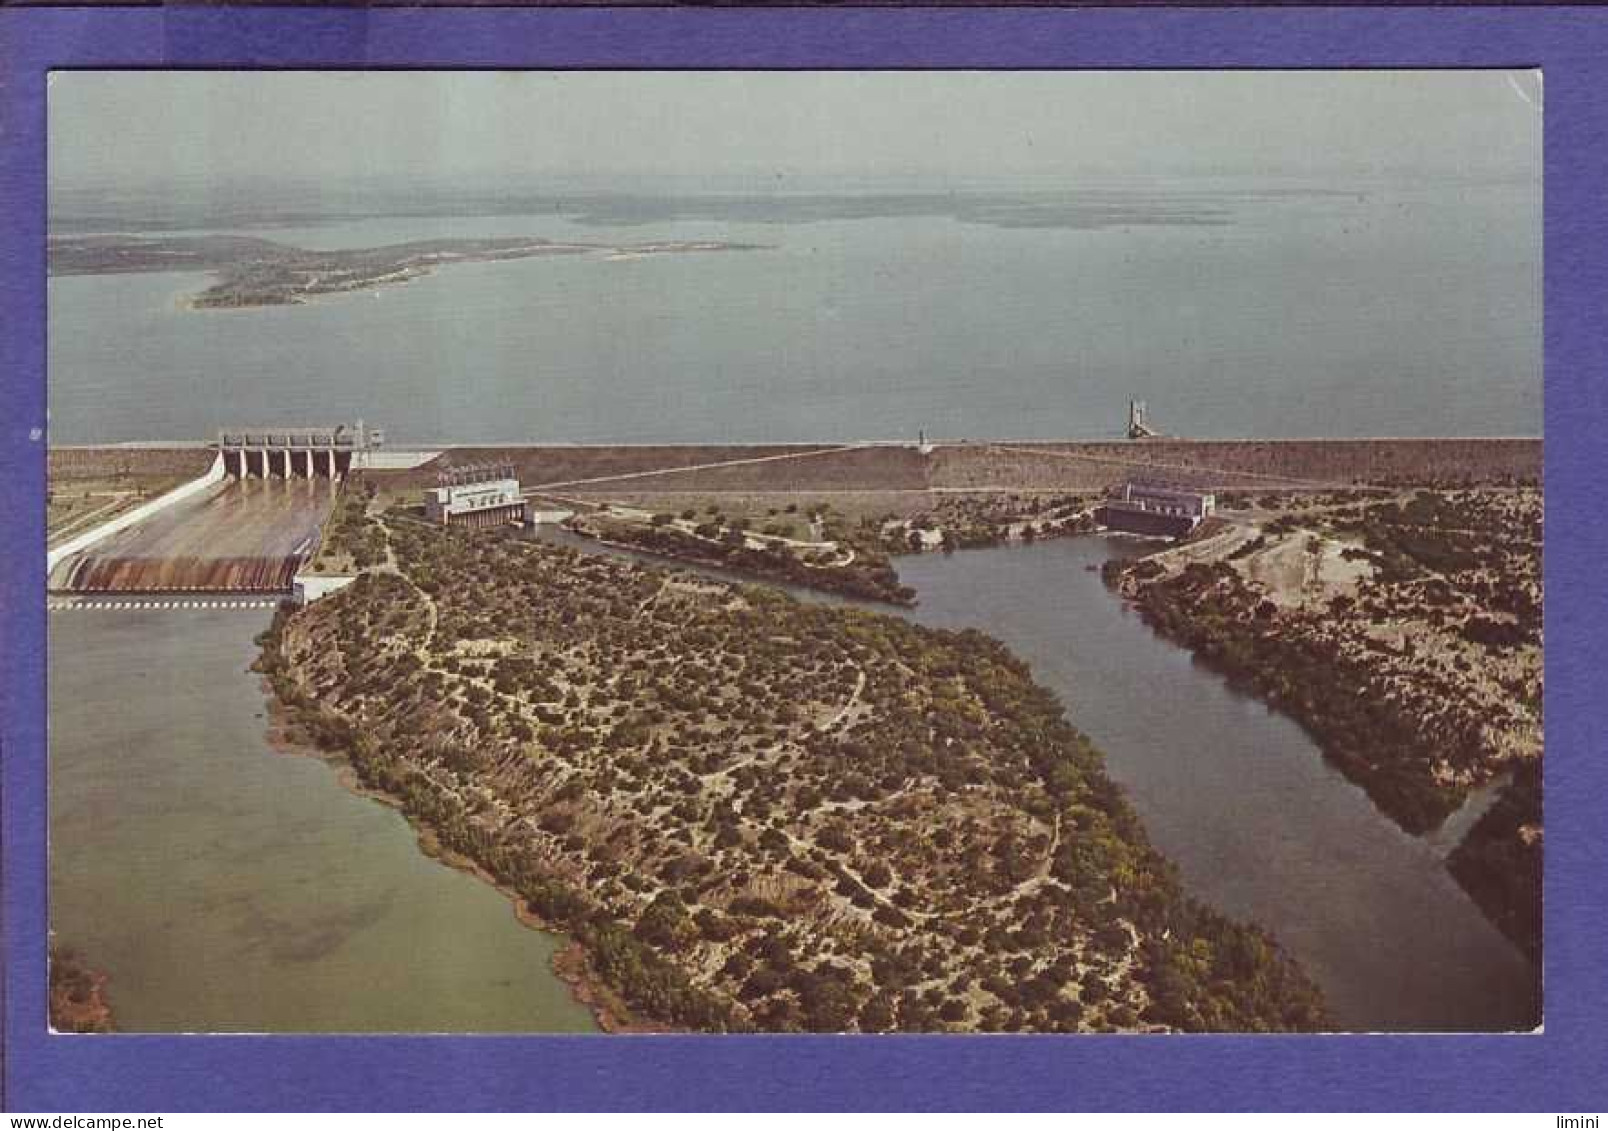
[[875, 493, 1098, 556], [1108, 488, 1542, 954], [563, 491, 1098, 606], [309, 480, 385, 573], [257, 515, 1326, 1032], [1449, 762, 1543, 962], [49, 943, 114, 1033], [50, 233, 761, 309], [571, 508, 916, 605]]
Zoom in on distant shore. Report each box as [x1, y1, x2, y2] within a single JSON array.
[[49, 233, 767, 311]]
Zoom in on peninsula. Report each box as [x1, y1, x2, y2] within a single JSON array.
[[257, 506, 1326, 1032], [47, 233, 763, 309]]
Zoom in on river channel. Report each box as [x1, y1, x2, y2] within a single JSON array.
[[49, 532, 1538, 1032], [893, 536, 1538, 1032]]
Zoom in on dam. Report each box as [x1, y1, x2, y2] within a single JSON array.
[[45, 433, 1542, 598], [49, 476, 337, 593], [47, 422, 389, 595]]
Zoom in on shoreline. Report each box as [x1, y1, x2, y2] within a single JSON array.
[[1102, 490, 1542, 971], [259, 686, 660, 1035], [53, 232, 767, 313], [564, 522, 917, 607]]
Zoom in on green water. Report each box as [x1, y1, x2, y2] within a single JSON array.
[[49, 609, 598, 1032]]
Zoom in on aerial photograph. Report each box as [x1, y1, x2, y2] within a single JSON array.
[[45, 70, 1541, 1035]]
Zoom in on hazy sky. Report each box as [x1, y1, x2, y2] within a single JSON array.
[[49, 69, 1541, 189]]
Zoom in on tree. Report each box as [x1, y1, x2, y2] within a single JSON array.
[[858, 992, 896, 1032]]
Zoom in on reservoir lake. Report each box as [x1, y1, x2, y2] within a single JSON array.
[[47, 180, 1539, 446]]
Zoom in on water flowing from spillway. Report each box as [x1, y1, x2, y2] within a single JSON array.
[[51, 478, 338, 592]]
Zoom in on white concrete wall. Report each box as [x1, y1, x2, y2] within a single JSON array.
[[47, 453, 226, 574], [528, 509, 576, 525], [293, 574, 357, 605], [353, 450, 443, 470]]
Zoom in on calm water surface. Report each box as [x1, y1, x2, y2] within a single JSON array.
[[896, 537, 1537, 1032], [48, 182, 1540, 445], [49, 610, 598, 1032]]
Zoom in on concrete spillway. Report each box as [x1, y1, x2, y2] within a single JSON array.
[[50, 478, 338, 593]]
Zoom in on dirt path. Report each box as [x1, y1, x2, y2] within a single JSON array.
[[987, 442, 1346, 490], [525, 444, 868, 493], [818, 667, 867, 733]]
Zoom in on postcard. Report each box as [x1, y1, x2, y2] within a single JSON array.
[[41, 68, 1542, 1038], [4, 9, 1601, 1112]]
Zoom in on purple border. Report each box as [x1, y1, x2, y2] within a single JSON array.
[[3, 6, 1602, 1112]]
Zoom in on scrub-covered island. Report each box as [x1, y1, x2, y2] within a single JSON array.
[[548, 470, 1544, 968], [256, 502, 1327, 1033], [48, 233, 762, 309]]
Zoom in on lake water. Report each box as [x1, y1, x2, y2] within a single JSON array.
[[895, 538, 1538, 1032], [47, 180, 1540, 446]]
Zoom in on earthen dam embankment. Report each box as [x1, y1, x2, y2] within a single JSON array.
[[46, 437, 1540, 592], [49, 446, 215, 482], [403, 437, 1541, 495]]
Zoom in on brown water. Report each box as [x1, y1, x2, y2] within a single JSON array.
[[49, 608, 598, 1032], [52, 478, 336, 592]]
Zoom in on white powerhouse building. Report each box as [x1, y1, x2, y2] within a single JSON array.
[[424, 463, 528, 529]]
